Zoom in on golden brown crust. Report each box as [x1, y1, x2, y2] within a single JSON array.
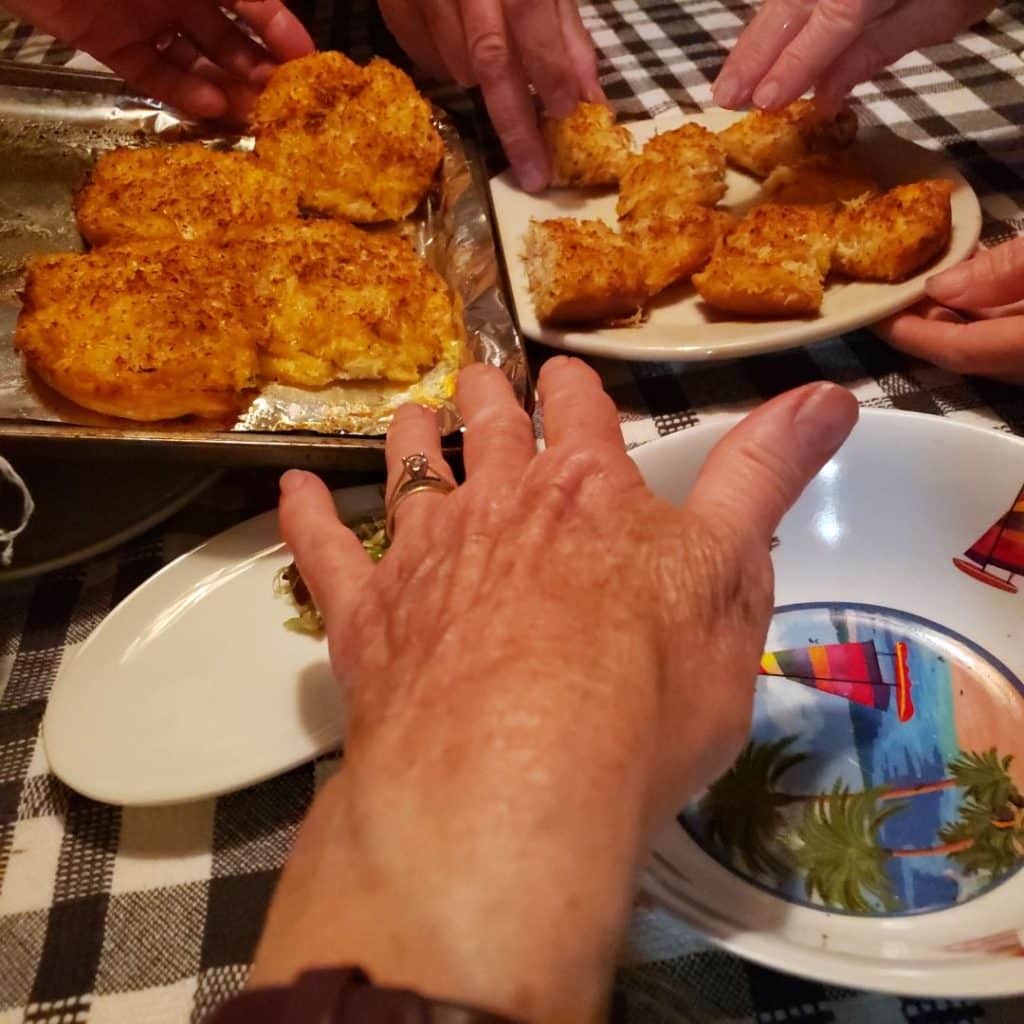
[[74, 143, 301, 247], [693, 204, 834, 316], [523, 218, 647, 325], [622, 206, 733, 295], [246, 221, 458, 386], [761, 152, 879, 206], [15, 221, 461, 419], [832, 179, 954, 282], [252, 52, 443, 223], [543, 103, 633, 188], [15, 243, 259, 421], [617, 123, 727, 222], [718, 101, 857, 178]]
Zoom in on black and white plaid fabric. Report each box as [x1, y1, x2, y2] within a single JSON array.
[[1, 2, 1024, 1022]]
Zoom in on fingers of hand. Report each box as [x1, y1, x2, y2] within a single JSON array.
[[753, 0, 895, 110], [461, 0, 550, 191], [884, 309, 1024, 381], [278, 470, 373, 630], [537, 356, 625, 454], [378, 0, 451, 81], [928, 237, 1024, 311], [179, 0, 271, 82], [423, 0, 475, 85], [505, 0, 582, 116], [686, 383, 858, 549], [456, 364, 537, 489], [815, 0, 998, 112], [557, 0, 603, 102], [230, 0, 316, 63], [713, 0, 816, 109], [105, 42, 228, 119], [385, 404, 457, 539]]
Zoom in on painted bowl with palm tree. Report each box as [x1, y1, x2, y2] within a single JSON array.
[[630, 409, 1024, 998]]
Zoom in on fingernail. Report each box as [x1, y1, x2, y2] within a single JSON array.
[[280, 470, 308, 496], [519, 161, 548, 193], [792, 383, 858, 460], [250, 62, 277, 87], [926, 263, 969, 301], [713, 71, 742, 109], [753, 80, 780, 110]]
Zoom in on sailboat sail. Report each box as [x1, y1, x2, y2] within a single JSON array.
[[760, 641, 889, 710], [962, 487, 1024, 574], [759, 640, 914, 721]]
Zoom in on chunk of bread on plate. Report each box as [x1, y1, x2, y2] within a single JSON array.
[[523, 218, 647, 325], [617, 123, 728, 220], [718, 100, 857, 178], [761, 152, 879, 206], [693, 204, 834, 316], [623, 205, 734, 295], [832, 180, 954, 282], [543, 103, 633, 187]]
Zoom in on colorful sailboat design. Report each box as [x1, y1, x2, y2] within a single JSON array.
[[759, 640, 914, 722], [953, 484, 1024, 594]]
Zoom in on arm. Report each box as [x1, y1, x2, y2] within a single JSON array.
[[245, 358, 857, 1020]]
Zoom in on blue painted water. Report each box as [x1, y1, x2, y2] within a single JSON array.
[[681, 603, 1024, 916]]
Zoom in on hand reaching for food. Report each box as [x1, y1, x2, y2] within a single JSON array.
[[713, 0, 997, 114], [5, 0, 314, 121], [252, 358, 858, 1019], [879, 236, 1024, 384], [378, 0, 604, 191]]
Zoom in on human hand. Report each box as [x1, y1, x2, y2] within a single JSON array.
[[378, 0, 603, 191], [713, 0, 997, 112], [6, 0, 314, 121], [877, 236, 1024, 384], [251, 358, 857, 1021]]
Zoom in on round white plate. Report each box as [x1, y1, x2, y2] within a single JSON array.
[[489, 108, 982, 362], [631, 411, 1024, 997], [43, 484, 384, 806]]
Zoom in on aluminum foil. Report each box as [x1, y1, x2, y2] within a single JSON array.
[[0, 71, 526, 440]]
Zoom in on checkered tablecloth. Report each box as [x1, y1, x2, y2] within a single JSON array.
[[1, 2, 1024, 1023]]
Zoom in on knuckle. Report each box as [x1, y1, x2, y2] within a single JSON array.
[[469, 31, 513, 76], [820, 0, 868, 28]]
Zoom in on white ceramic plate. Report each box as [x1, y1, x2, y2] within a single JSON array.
[[631, 412, 1024, 997], [490, 109, 983, 361], [43, 484, 384, 806]]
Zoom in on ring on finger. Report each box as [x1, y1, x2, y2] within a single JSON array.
[[385, 453, 455, 541]]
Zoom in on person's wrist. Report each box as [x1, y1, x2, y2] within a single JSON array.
[[252, 735, 642, 1022]]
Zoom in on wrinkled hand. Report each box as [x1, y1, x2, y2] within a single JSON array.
[[714, 0, 997, 112], [7, 0, 313, 121], [877, 236, 1024, 384], [251, 358, 857, 1021], [378, 0, 603, 191]]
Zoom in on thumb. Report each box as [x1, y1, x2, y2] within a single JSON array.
[[685, 383, 858, 547], [927, 237, 1024, 311]]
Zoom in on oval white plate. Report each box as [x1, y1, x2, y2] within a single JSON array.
[[490, 109, 982, 362], [631, 412, 1024, 998], [43, 484, 383, 806]]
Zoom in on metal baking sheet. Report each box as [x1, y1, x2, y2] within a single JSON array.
[[0, 62, 527, 468]]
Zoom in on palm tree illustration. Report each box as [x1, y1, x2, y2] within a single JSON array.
[[793, 782, 904, 913], [697, 741, 1024, 912]]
